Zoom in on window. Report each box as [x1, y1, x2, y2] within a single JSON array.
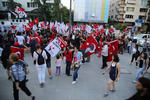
[[2, 2, 8, 7], [111, 16, 113, 18], [27, 2, 38, 8], [27, 3, 30, 7], [125, 15, 134, 19], [141, 0, 148, 7], [140, 8, 148, 12], [115, 15, 118, 19], [127, 7, 135, 12], [139, 15, 146, 20]]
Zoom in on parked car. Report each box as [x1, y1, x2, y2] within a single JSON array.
[[134, 34, 150, 46], [147, 38, 150, 47]]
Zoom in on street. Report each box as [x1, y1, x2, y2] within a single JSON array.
[[0, 52, 149, 100]]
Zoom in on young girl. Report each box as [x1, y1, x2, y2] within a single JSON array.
[[102, 54, 121, 97], [55, 54, 63, 76]]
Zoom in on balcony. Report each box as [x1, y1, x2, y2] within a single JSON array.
[[118, 9, 125, 14], [126, 0, 136, 4], [118, 2, 126, 7]]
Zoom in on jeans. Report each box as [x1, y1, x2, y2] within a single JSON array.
[[56, 66, 61, 75], [13, 79, 31, 100], [73, 65, 81, 81], [66, 61, 72, 76], [135, 68, 145, 81], [36, 64, 46, 84]]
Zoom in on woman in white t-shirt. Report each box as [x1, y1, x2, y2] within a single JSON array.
[[16, 32, 25, 45], [33, 44, 47, 88]]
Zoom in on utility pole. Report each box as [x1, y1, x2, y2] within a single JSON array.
[[69, 0, 72, 34]]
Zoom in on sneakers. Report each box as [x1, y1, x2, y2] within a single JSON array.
[[8, 76, 12, 80], [110, 89, 116, 92], [32, 96, 35, 100], [72, 81, 76, 84], [104, 92, 109, 97], [40, 83, 45, 88], [49, 76, 53, 79]]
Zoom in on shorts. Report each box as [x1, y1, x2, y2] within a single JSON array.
[[46, 60, 51, 68]]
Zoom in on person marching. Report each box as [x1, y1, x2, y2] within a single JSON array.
[[33, 44, 47, 87], [9, 53, 35, 100], [103, 54, 121, 97], [132, 52, 149, 83], [101, 42, 108, 69], [64, 46, 73, 76], [72, 47, 83, 84], [55, 54, 63, 76]]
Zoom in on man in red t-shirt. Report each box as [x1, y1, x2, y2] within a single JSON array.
[[64, 46, 73, 76]]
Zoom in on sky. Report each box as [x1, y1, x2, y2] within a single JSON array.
[[61, 0, 70, 9]]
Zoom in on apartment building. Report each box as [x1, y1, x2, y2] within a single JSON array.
[[109, 0, 150, 24]]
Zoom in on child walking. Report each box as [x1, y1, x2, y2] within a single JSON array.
[[55, 55, 63, 76]]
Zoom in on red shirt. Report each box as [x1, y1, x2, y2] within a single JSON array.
[[65, 50, 73, 62]]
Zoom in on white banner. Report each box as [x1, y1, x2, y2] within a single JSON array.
[[45, 38, 61, 57]]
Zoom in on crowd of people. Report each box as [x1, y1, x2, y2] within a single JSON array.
[[0, 22, 150, 100]]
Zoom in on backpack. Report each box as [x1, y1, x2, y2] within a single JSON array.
[[36, 50, 45, 65]]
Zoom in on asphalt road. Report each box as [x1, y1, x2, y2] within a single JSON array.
[[0, 52, 150, 100]]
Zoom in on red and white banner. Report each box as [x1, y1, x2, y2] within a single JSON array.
[[80, 36, 98, 57], [45, 38, 61, 57], [58, 37, 68, 49]]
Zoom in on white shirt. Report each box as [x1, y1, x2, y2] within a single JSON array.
[[33, 50, 47, 66], [56, 59, 62, 67], [16, 35, 25, 45], [132, 48, 136, 54], [102, 45, 108, 56]]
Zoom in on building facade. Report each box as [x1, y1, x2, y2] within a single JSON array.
[[109, 0, 150, 23]]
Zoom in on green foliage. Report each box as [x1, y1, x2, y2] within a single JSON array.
[[115, 23, 127, 32], [60, 6, 69, 23], [7, 0, 22, 11]]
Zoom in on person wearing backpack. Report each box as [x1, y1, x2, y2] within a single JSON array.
[[9, 53, 35, 100], [33, 44, 47, 88]]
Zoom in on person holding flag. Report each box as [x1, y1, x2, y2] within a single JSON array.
[[72, 47, 83, 84]]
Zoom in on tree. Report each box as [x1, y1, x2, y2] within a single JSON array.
[[7, 0, 22, 11], [31, 0, 61, 22]]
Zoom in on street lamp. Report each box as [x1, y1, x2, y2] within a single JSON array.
[[69, 0, 72, 34]]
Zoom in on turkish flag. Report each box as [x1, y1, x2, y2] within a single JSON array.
[[80, 36, 98, 57], [109, 28, 115, 33], [33, 33, 42, 44], [100, 28, 105, 34], [58, 37, 68, 49], [33, 18, 39, 25], [93, 24, 98, 29], [82, 24, 86, 31], [27, 21, 34, 28], [106, 40, 118, 62], [11, 25, 16, 29], [25, 26, 30, 32], [11, 46, 24, 60], [51, 25, 55, 31]]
